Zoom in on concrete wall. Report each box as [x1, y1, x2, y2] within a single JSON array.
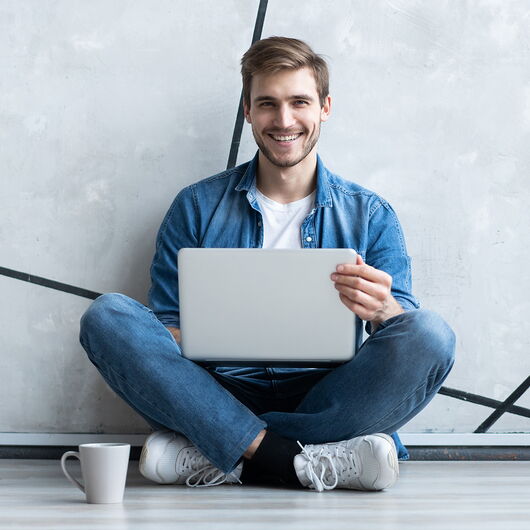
[[1, 0, 529, 435]]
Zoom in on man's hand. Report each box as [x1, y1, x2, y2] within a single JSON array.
[[166, 326, 181, 344], [331, 254, 404, 331]]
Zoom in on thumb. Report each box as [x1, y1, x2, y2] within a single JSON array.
[[356, 253, 364, 265]]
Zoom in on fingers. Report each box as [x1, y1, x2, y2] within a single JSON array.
[[331, 273, 386, 296], [334, 261, 392, 288], [336, 286, 379, 310], [338, 293, 379, 321], [166, 326, 181, 343], [332, 255, 393, 321], [333, 277, 388, 307]]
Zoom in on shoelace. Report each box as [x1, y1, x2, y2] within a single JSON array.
[[297, 441, 359, 492], [186, 465, 241, 488], [176, 448, 242, 488]]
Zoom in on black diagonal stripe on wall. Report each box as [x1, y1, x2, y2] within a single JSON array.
[[474, 376, 530, 433], [0, 266, 101, 300], [439, 386, 530, 420], [227, 0, 269, 169]]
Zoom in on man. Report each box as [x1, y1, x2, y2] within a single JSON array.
[[80, 37, 455, 492]]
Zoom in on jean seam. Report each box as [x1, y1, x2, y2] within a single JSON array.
[[143, 305, 175, 335]]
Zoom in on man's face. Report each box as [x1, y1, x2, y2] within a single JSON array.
[[244, 67, 331, 169]]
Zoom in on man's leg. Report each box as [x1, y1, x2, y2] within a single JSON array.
[[79, 293, 266, 474], [258, 309, 456, 442], [236, 309, 454, 490]]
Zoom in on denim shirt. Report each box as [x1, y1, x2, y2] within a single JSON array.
[[148, 152, 419, 460], [149, 152, 419, 343]]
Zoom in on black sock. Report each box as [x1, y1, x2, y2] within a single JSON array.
[[240, 430, 303, 487]]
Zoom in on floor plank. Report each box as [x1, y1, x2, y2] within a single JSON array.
[[0, 460, 529, 529]]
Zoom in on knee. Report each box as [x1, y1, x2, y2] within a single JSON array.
[[405, 309, 456, 369], [79, 293, 134, 349]]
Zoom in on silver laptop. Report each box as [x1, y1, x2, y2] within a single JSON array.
[[178, 248, 357, 366]]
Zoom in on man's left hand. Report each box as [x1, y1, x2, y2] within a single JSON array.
[[331, 253, 404, 329]]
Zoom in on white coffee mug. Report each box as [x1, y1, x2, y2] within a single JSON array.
[[60, 443, 130, 504]]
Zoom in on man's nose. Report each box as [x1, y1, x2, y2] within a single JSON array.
[[273, 104, 296, 129]]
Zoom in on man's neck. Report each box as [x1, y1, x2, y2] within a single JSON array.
[[256, 151, 318, 204]]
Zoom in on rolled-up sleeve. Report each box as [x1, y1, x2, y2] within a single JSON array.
[[148, 185, 198, 328]]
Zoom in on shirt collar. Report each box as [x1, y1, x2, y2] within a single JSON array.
[[235, 151, 333, 208]]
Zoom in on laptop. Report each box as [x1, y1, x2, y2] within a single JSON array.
[[177, 248, 357, 366]]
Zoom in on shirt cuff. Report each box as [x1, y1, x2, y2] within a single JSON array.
[[154, 313, 180, 328]]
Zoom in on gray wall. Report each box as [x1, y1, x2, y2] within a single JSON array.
[[1, 0, 529, 435]]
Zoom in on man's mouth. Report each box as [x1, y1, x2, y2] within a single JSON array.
[[268, 133, 303, 143]]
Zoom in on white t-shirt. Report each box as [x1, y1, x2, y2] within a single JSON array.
[[255, 188, 316, 249]]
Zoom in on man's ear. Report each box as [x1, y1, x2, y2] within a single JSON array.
[[243, 102, 251, 123], [320, 95, 332, 122]]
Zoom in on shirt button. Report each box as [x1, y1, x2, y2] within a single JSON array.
[[306, 236, 312, 242], [257, 221, 262, 227]]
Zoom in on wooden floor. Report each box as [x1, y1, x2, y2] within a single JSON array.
[[0, 459, 529, 529]]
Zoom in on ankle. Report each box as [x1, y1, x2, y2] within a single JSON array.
[[241, 430, 303, 487], [243, 429, 267, 460]]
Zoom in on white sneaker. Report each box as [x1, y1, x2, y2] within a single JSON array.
[[293, 433, 399, 492], [139, 430, 243, 487]]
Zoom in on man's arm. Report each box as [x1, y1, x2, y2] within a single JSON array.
[[340, 197, 419, 334], [149, 186, 199, 330]]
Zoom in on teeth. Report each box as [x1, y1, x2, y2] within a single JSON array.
[[271, 134, 301, 141]]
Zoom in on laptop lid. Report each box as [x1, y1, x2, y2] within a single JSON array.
[[178, 248, 357, 367]]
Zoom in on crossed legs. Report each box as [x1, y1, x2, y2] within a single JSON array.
[[80, 293, 455, 473]]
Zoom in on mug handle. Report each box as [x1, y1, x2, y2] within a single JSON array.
[[60, 451, 85, 493]]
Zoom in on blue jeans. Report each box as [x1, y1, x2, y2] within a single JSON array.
[[79, 293, 455, 474]]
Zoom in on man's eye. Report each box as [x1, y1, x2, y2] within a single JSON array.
[[294, 100, 309, 106], [260, 102, 273, 107]]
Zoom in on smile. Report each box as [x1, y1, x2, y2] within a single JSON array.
[[268, 133, 303, 142]]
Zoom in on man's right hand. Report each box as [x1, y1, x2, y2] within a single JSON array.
[[166, 326, 181, 344]]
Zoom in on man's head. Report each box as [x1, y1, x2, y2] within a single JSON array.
[[241, 36, 329, 110], [241, 37, 331, 169]]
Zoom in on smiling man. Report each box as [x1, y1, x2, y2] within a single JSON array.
[[247, 67, 329, 171], [80, 37, 456, 493]]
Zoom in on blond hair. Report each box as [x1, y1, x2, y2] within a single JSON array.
[[241, 36, 329, 108]]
